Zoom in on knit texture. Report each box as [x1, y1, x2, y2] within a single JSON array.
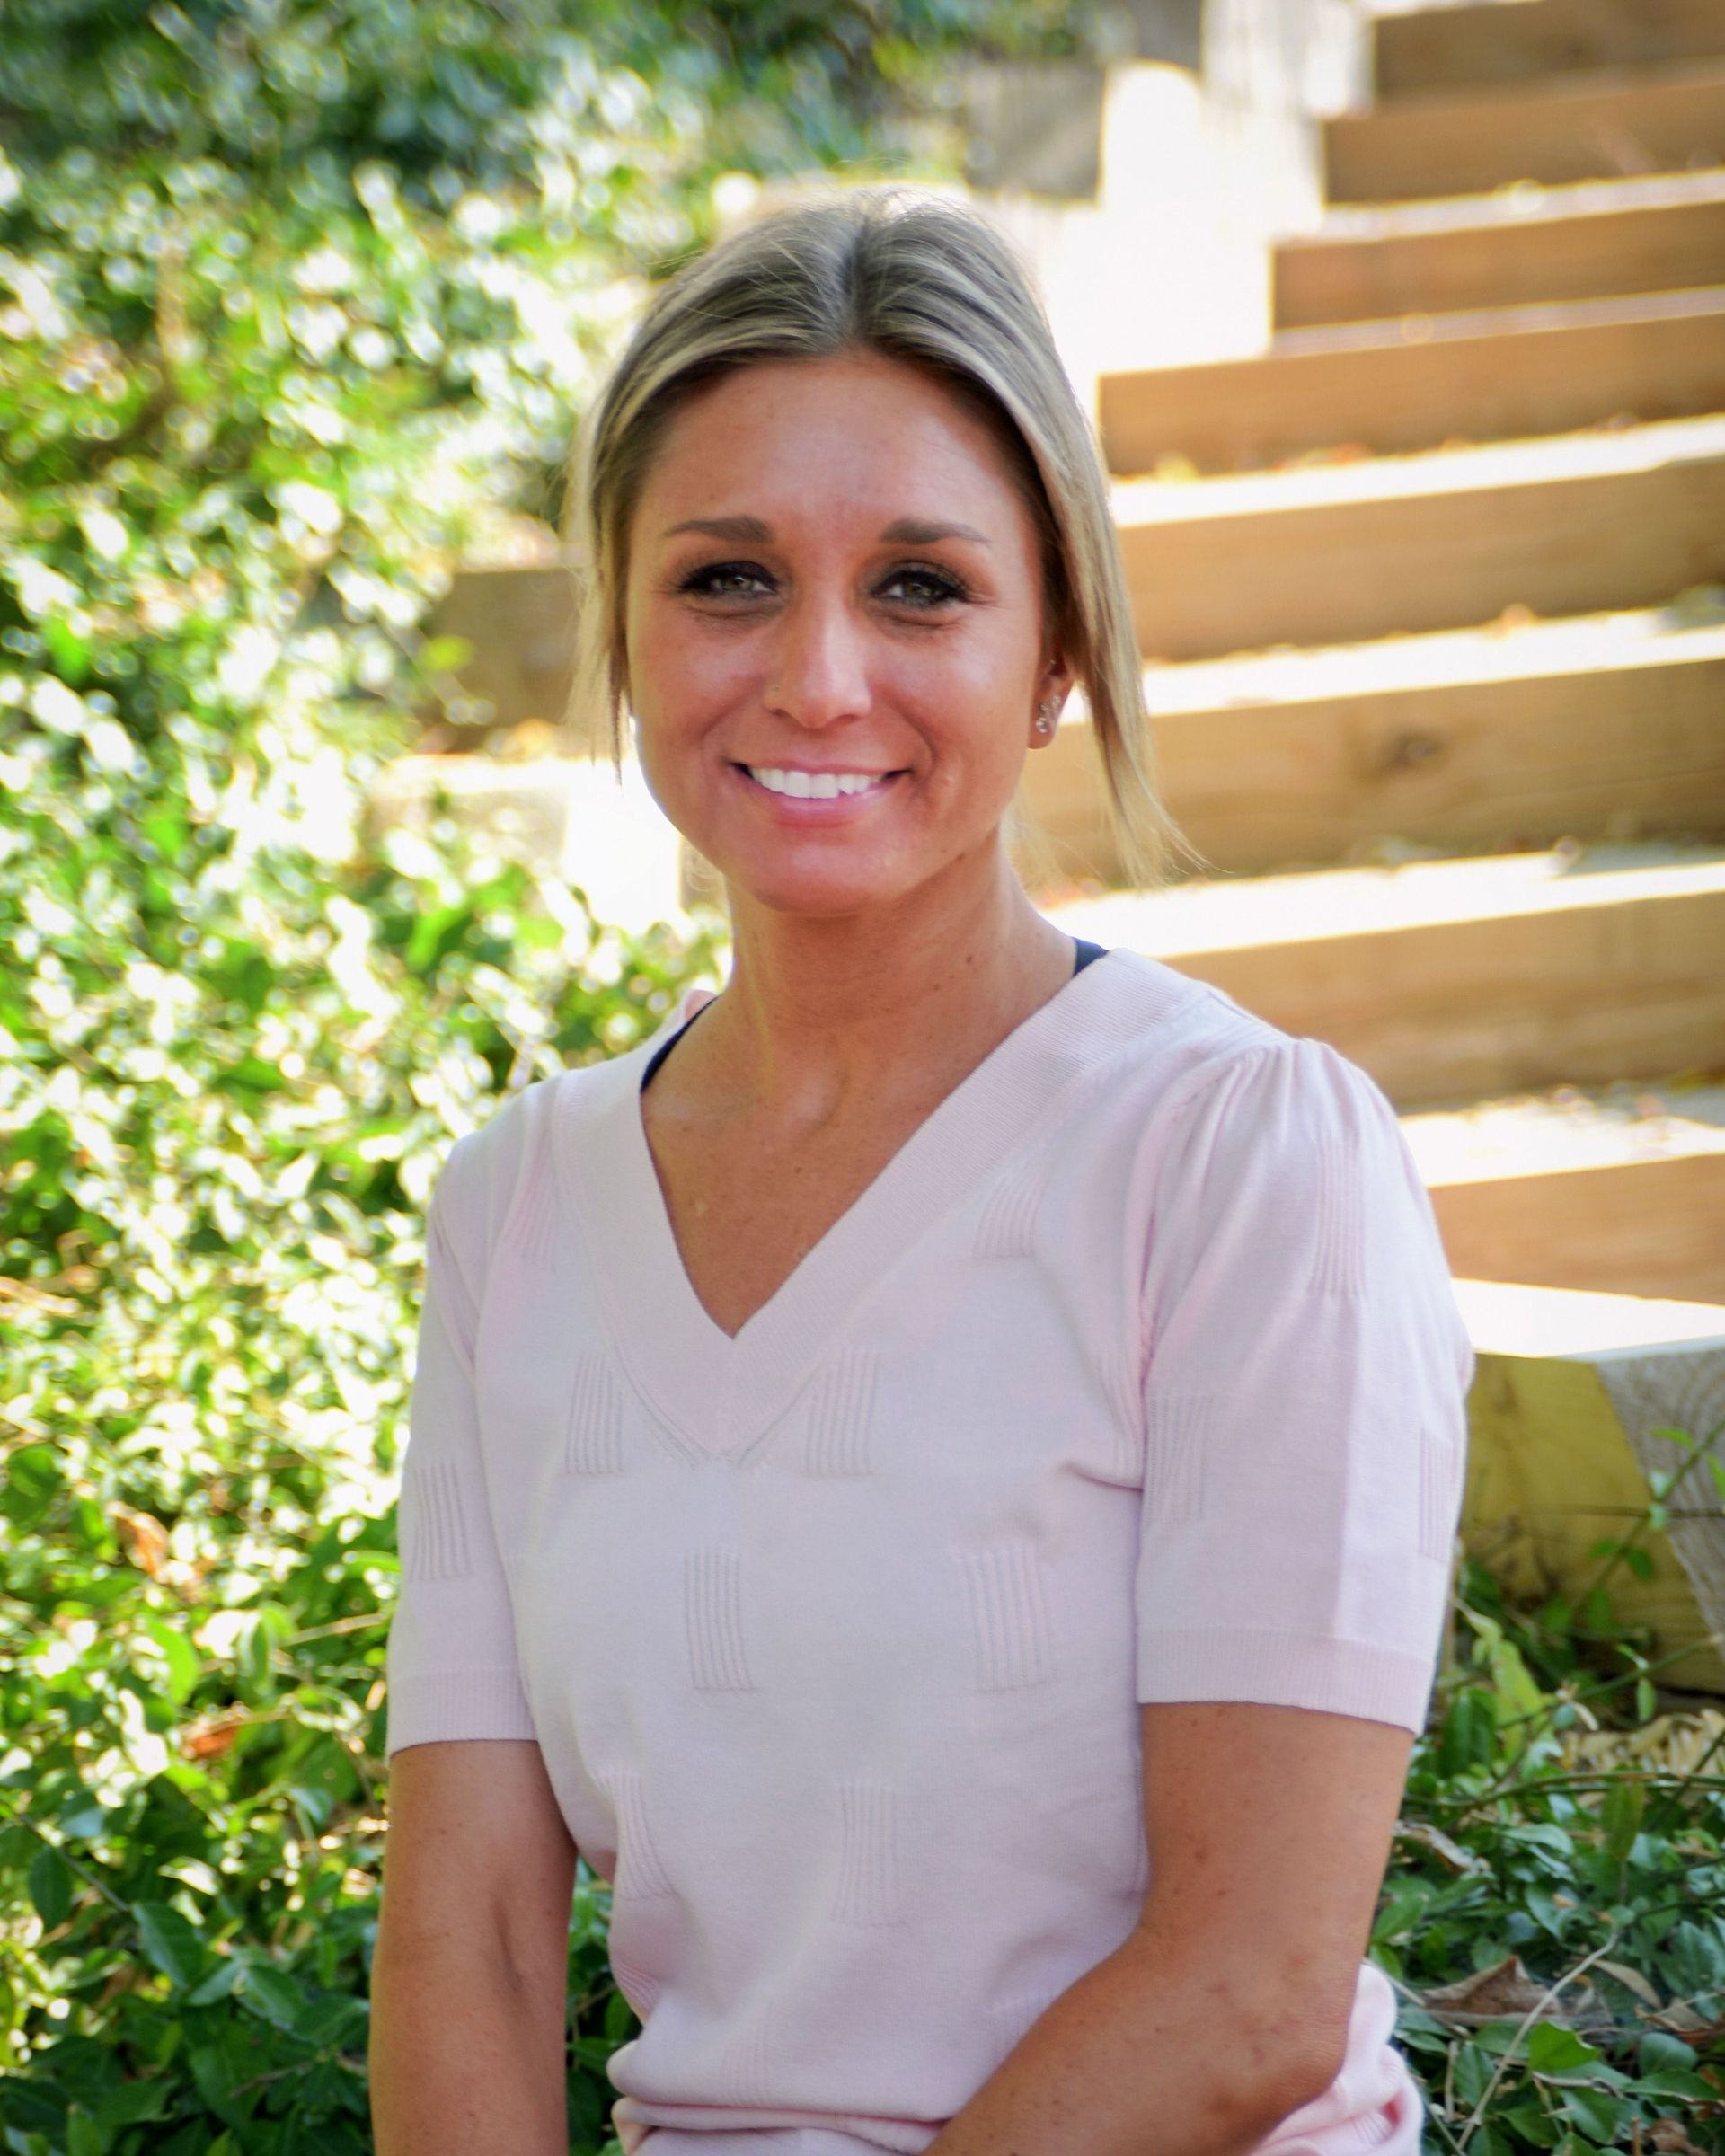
[[384, 948, 1474, 2154]]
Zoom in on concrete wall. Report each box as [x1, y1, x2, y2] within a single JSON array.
[[966, 0, 1374, 401]]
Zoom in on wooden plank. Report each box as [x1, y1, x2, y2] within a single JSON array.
[[420, 562, 606, 753], [1440, 1153, 1725, 1300], [1099, 287, 1725, 474], [1276, 174, 1725, 326], [1111, 417, 1725, 659], [1455, 1280, 1725, 1695], [1018, 617, 1725, 882], [1376, 0, 1725, 98], [1408, 1083, 1725, 1301], [1151, 634, 1725, 870], [1330, 59, 1725, 203], [1040, 846, 1725, 1106]]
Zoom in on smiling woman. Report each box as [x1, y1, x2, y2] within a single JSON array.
[[370, 193, 1476, 2156]]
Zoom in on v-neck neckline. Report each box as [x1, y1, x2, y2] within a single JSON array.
[[556, 946, 1154, 1457]]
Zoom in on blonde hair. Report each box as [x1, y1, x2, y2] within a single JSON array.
[[564, 187, 1197, 895]]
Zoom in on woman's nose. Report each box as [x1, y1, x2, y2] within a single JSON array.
[[763, 595, 872, 727]]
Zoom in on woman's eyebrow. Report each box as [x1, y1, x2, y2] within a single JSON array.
[[660, 514, 993, 545], [662, 515, 773, 541], [879, 517, 991, 545]]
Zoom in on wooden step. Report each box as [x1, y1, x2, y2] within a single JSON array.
[[1100, 287, 1725, 475], [1377, 0, 1725, 100], [420, 562, 592, 747], [1110, 413, 1725, 660], [1020, 605, 1725, 884], [1407, 1079, 1725, 1301], [1331, 57, 1725, 203], [1040, 842, 1725, 1107], [1277, 170, 1725, 326], [1456, 1278, 1725, 1696]]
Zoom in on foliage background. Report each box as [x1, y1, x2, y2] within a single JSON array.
[[1, 2, 1723, 2152]]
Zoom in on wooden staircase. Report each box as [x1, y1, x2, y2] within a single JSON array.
[[385, 0, 1725, 1687], [1030, 0, 1725, 1689]]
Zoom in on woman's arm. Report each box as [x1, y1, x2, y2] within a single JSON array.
[[923, 1699, 1413, 2156], [370, 1737, 578, 2155]]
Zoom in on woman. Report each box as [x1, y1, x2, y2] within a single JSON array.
[[369, 192, 1474, 2156]]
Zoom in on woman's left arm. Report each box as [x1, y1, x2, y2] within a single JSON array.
[[924, 1697, 1412, 2156], [930, 1034, 1473, 2154]]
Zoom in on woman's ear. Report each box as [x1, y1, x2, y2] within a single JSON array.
[[1038, 652, 1075, 716]]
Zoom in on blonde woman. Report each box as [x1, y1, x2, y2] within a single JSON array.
[[370, 192, 1473, 2156]]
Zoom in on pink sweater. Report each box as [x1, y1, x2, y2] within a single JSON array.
[[384, 947, 1474, 2155]]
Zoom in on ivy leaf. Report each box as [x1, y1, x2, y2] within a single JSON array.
[[1526, 2021, 1601, 2075]]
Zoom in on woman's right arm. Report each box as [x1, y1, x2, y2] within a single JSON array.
[[370, 1737, 578, 2154]]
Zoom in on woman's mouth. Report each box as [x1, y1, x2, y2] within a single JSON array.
[[730, 764, 905, 818]]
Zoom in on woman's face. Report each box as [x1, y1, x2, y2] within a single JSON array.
[[621, 348, 1068, 921]]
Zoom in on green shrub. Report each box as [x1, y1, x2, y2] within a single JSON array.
[[0, 4, 1087, 2147]]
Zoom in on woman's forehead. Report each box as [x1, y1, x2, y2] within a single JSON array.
[[637, 351, 1032, 533]]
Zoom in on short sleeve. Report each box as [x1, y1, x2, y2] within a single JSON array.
[[383, 1130, 538, 1761], [1134, 1035, 1475, 1735]]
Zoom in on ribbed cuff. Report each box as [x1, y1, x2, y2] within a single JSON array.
[[383, 1667, 538, 1760], [1136, 1628, 1437, 1735]]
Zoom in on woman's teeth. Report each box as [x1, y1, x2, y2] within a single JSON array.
[[745, 767, 893, 799]]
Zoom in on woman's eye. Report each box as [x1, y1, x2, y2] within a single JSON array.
[[880, 565, 968, 609], [678, 561, 773, 599]]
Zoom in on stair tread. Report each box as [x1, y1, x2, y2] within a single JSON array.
[[1450, 1277, 1725, 1356], [1374, 0, 1725, 103], [1135, 600, 1725, 715], [1042, 839, 1725, 953], [1267, 281, 1725, 359], [1287, 162, 1725, 243], [1110, 411, 1725, 524], [1092, 284, 1725, 376], [1402, 1076, 1725, 1182], [1344, 51, 1725, 119]]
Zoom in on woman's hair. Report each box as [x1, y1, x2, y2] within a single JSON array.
[[563, 187, 1198, 894]]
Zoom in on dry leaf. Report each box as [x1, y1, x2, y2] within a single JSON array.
[[1594, 1957, 1661, 2008], [1649, 2125, 1711, 2156], [112, 1503, 169, 1578]]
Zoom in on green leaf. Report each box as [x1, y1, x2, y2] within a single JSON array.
[[236, 1959, 309, 2031], [1635, 2066, 1720, 2099], [1558, 2086, 1623, 2141], [133, 1899, 208, 1988], [1526, 2022, 1601, 2075], [419, 633, 474, 672], [5, 1445, 65, 1525], [28, 1845, 74, 1931], [93, 2080, 173, 2130], [1439, 1687, 1497, 1775], [1601, 1777, 1643, 1864], [184, 1957, 242, 2007], [294, 1993, 367, 2047], [142, 1615, 202, 1706], [65, 2107, 110, 2156]]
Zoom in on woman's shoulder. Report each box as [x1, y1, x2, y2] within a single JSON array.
[[1082, 948, 1359, 1123], [1081, 952, 1409, 1210]]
